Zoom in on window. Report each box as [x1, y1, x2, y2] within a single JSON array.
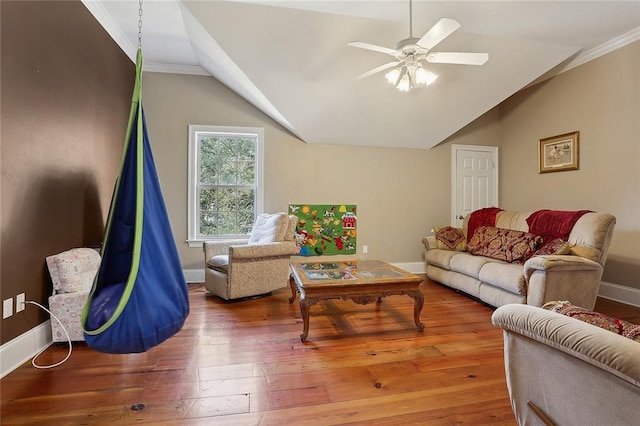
[[187, 125, 264, 247]]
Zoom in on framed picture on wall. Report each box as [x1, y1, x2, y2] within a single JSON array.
[[538, 131, 579, 173]]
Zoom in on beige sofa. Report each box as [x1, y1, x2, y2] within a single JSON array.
[[492, 303, 640, 426], [422, 210, 616, 309]]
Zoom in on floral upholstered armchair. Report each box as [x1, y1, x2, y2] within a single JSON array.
[[203, 213, 298, 300], [46, 248, 101, 342]]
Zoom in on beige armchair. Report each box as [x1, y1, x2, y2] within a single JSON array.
[[203, 213, 298, 300], [491, 303, 640, 426]]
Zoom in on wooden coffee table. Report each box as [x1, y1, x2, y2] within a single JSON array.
[[289, 260, 424, 342]]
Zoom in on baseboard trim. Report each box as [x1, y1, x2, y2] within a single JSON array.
[[1, 320, 52, 379], [390, 262, 426, 274], [184, 268, 205, 283], [598, 281, 640, 308]]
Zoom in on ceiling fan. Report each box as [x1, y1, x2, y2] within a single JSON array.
[[348, 0, 488, 91]]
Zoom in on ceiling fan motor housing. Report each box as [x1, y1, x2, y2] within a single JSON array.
[[394, 37, 426, 56]]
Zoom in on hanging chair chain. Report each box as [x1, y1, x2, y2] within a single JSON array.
[[137, 0, 144, 50]]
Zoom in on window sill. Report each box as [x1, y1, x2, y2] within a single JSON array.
[[186, 240, 204, 248], [186, 238, 250, 248]]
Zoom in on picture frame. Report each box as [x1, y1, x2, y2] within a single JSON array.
[[538, 131, 579, 173]]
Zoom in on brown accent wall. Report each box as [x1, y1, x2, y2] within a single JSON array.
[[0, 1, 134, 344]]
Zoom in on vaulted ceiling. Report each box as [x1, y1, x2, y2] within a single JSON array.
[[84, 1, 640, 149]]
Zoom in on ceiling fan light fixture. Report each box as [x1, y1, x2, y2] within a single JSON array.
[[385, 68, 401, 85], [415, 67, 438, 86], [397, 73, 411, 92], [349, 0, 487, 92]]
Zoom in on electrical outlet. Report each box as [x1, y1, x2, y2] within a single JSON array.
[[3, 298, 13, 319], [362, 245, 368, 254], [16, 293, 25, 313]]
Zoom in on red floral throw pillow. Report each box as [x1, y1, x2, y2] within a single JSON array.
[[543, 301, 640, 342], [435, 226, 467, 251], [532, 238, 570, 257], [468, 226, 542, 263]]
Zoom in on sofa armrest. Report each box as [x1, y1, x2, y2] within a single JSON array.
[[203, 239, 248, 260], [523, 255, 604, 309], [422, 235, 437, 251], [524, 254, 602, 274], [491, 304, 640, 386], [230, 241, 298, 260]]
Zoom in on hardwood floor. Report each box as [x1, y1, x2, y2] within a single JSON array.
[[2, 278, 638, 425]]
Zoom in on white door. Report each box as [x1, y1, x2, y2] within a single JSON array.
[[451, 144, 499, 227]]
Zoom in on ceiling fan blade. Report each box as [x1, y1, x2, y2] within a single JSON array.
[[348, 41, 398, 56], [427, 52, 489, 65], [355, 61, 402, 80], [417, 18, 461, 50]]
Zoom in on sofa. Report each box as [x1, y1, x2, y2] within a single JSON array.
[[46, 248, 101, 342], [491, 302, 640, 426], [422, 209, 616, 309], [204, 213, 298, 300]]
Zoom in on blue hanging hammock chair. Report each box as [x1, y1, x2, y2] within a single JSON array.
[[81, 49, 189, 354]]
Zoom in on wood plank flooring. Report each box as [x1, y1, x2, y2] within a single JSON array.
[[1, 278, 638, 425]]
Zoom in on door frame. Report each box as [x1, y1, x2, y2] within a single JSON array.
[[451, 144, 499, 226]]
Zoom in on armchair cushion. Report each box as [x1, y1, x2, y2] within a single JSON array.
[[248, 212, 288, 244], [207, 255, 229, 273]]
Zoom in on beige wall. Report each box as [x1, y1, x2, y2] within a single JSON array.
[[142, 73, 498, 271], [499, 41, 640, 289], [0, 1, 133, 344]]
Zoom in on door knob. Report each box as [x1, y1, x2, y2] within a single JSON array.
[[457, 215, 464, 220]]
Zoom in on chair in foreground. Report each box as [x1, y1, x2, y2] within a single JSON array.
[[46, 248, 101, 342], [491, 302, 640, 426], [203, 213, 298, 300]]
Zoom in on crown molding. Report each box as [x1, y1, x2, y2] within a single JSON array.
[[559, 26, 640, 74]]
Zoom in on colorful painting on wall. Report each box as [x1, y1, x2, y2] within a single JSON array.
[[288, 204, 357, 256]]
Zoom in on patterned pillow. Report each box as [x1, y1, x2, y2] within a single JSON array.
[[532, 238, 570, 257], [47, 248, 101, 294], [543, 301, 640, 342], [435, 226, 467, 251], [468, 226, 542, 263]]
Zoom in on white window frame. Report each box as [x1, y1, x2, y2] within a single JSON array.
[[187, 125, 264, 248]]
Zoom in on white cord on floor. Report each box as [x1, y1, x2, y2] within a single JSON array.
[[25, 300, 73, 369]]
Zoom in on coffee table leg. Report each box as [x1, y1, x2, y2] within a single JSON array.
[[410, 291, 425, 332], [288, 275, 297, 304], [300, 299, 310, 342]]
